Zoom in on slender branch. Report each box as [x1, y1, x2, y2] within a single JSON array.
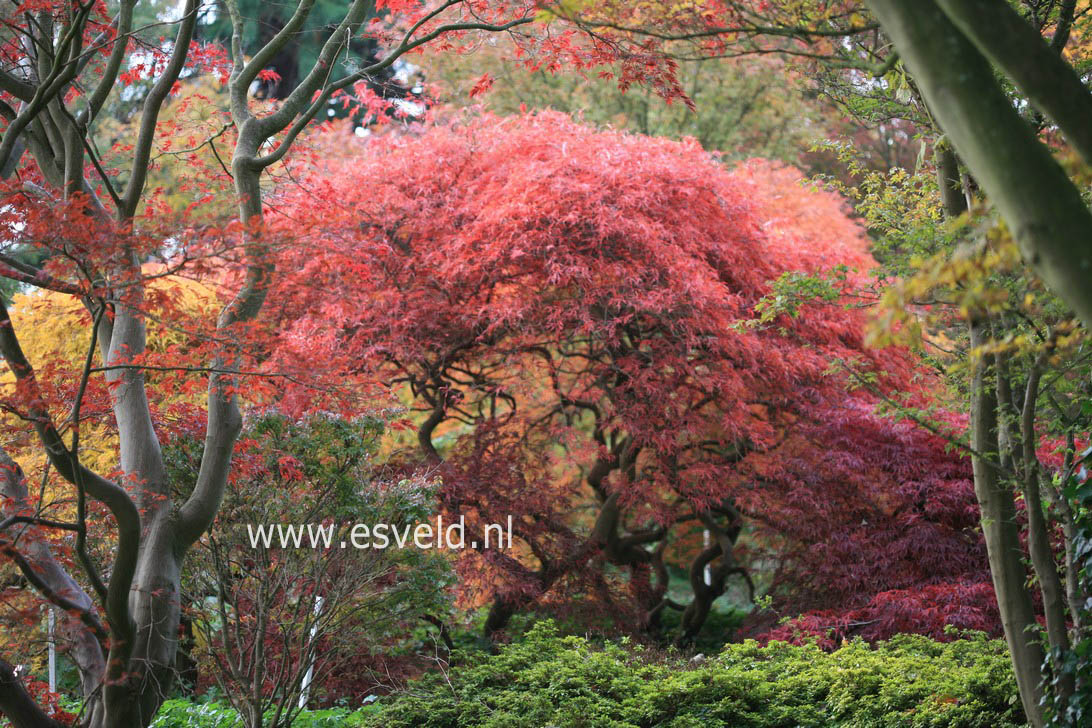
[[71, 304, 108, 605], [119, 0, 198, 218], [234, 0, 318, 93], [0, 253, 83, 295], [0, 544, 109, 646], [0, 514, 79, 532], [80, 0, 136, 126], [254, 12, 535, 168]]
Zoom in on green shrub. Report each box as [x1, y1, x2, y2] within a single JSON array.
[[149, 699, 380, 728], [144, 623, 1023, 728], [150, 700, 242, 728], [364, 621, 1025, 728]]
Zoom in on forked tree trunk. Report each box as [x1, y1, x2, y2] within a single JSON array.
[[969, 320, 1046, 728], [933, 141, 1047, 726]]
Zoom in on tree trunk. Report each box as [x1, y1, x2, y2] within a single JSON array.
[[932, 0, 1092, 166], [867, 0, 1092, 334], [934, 141, 1047, 726], [969, 320, 1046, 727], [1019, 359, 1074, 705]]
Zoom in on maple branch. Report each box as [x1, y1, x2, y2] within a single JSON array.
[[0, 658, 65, 728], [421, 614, 455, 652], [247, 0, 375, 145], [252, 9, 536, 168], [72, 304, 109, 606], [233, 0, 318, 96], [225, 0, 248, 120], [179, 8, 289, 544], [0, 509, 79, 534], [0, 70, 34, 103], [563, 15, 879, 42], [967, 314, 1046, 718], [0, 298, 138, 646], [79, 0, 135, 127], [119, 0, 198, 219], [150, 122, 233, 162], [0, 0, 95, 175], [1051, 0, 1078, 51], [547, 0, 882, 71], [77, 123, 122, 211], [0, 253, 82, 295], [0, 544, 109, 647], [88, 362, 336, 390]]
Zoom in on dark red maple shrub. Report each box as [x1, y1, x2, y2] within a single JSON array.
[[741, 402, 998, 644], [266, 112, 993, 644]]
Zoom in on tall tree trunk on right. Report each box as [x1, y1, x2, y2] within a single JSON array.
[[969, 321, 1046, 727], [936, 142, 1047, 726], [867, 0, 1092, 333]]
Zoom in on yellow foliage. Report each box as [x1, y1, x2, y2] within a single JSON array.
[[95, 74, 238, 220], [1, 273, 220, 488]]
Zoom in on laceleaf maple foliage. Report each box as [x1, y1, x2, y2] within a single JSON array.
[[267, 112, 991, 643], [744, 402, 997, 645]]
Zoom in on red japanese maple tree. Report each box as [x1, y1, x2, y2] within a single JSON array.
[[268, 112, 993, 643]]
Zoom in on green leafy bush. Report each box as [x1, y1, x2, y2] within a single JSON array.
[[364, 621, 1024, 728], [145, 622, 1023, 728], [149, 699, 381, 727], [151, 700, 242, 728]]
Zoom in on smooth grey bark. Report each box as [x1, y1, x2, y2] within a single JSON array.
[[1047, 436, 1085, 631], [866, 0, 1092, 335], [0, 2, 223, 724], [1019, 355, 1074, 705], [0, 2, 539, 725], [970, 322, 1047, 728], [933, 0, 1092, 166], [934, 144, 1046, 726]]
